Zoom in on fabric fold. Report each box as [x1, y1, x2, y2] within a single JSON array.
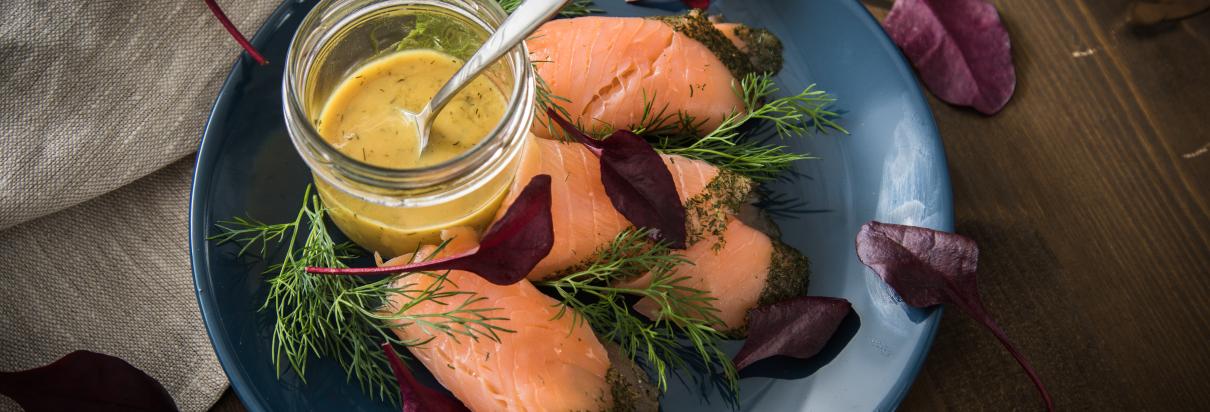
[[1, 1, 282, 410], [0, 157, 226, 412], [0, 0, 278, 229]]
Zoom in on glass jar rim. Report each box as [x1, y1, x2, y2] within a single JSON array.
[[282, 0, 534, 191]]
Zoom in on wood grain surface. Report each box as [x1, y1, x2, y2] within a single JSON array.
[[211, 1, 1210, 410], [886, 0, 1210, 410]]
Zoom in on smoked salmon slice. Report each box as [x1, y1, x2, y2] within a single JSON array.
[[381, 227, 657, 411], [496, 135, 753, 281], [527, 13, 782, 139], [626, 218, 809, 335]]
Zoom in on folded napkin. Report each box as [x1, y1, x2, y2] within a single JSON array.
[[0, 1, 278, 410]]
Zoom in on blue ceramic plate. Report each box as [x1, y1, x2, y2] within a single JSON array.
[[190, 0, 952, 410]]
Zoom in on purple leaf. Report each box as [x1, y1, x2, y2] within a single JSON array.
[[382, 343, 469, 412], [856, 221, 1053, 411], [0, 350, 178, 411], [547, 108, 688, 248], [307, 174, 554, 285], [732, 297, 852, 370], [882, 0, 1015, 114]]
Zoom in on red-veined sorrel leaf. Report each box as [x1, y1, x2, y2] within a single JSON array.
[[0, 350, 178, 411], [732, 296, 852, 370], [382, 343, 469, 412], [307, 174, 554, 285], [882, 0, 1015, 114], [546, 108, 688, 248], [204, 0, 268, 65], [856, 221, 1053, 411]]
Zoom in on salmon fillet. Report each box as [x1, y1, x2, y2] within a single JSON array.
[[496, 135, 752, 281], [624, 218, 809, 335], [527, 17, 745, 138], [382, 227, 614, 412]]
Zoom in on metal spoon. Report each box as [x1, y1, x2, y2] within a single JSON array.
[[404, 0, 569, 157]]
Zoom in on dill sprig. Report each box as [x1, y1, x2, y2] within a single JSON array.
[[532, 59, 577, 142], [496, 0, 598, 17], [630, 90, 708, 140], [646, 73, 846, 181], [732, 72, 846, 137], [334, 243, 514, 346], [658, 135, 816, 182], [211, 187, 398, 400], [209, 186, 512, 401], [210, 216, 292, 257], [537, 229, 739, 398]]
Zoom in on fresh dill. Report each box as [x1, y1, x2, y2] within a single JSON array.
[[630, 90, 708, 140], [334, 248, 514, 347], [642, 73, 846, 181], [532, 59, 577, 141], [209, 186, 511, 402], [657, 135, 816, 182], [732, 72, 846, 137], [210, 216, 292, 257], [496, 0, 598, 17], [537, 229, 740, 398]]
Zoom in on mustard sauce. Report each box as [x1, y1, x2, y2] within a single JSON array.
[[313, 49, 511, 256]]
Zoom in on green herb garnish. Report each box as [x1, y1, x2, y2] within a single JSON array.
[[532, 60, 578, 142], [210, 186, 511, 401], [733, 72, 846, 136], [537, 228, 739, 399], [210, 216, 292, 257], [630, 90, 709, 140], [329, 260, 514, 347], [645, 73, 847, 181]]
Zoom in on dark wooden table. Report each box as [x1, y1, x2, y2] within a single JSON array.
[[212, 1, 1210, 410], [884, 0, 1210, 409]]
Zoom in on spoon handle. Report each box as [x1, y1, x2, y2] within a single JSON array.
[[425, 0, 569, 119]]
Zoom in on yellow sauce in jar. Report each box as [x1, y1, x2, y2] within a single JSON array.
[[313, 49, 511, 256]]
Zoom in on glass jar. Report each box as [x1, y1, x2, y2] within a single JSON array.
[[284, 0, 534, 257]]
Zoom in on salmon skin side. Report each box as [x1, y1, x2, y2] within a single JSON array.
[[381, 227, 657, 412], [526, 13, 783, 140], [495, 135, 753, 281]]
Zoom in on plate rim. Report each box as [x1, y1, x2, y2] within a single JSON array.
[[189, 1, 952, 410], [189, 2, 299, 411], [833, 0, 951, 408]]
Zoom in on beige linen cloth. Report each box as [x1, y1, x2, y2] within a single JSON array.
[[1, 1, 280, 410]]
